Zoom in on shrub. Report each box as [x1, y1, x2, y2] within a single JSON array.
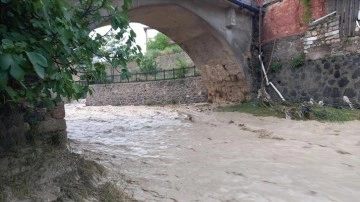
[[290, 53, 306, 68], [139, 56, 158, 74]]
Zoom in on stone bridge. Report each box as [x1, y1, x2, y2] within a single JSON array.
[[78, 0, 257, 103]]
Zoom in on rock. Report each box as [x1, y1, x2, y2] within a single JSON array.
[[338, 77, 349, 87], [334, 70, 340, 78], [51, 105, 66, 119], [35, 118, 67, 134], [352, 69, 360, 79], [331, 88, 341, 98], [323, 62, 331, 69]]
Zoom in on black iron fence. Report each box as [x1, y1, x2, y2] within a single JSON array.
[[75, 66, 201, 86]]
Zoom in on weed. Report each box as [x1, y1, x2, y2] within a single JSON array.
[[290, 52, 306, 68], [270, 60, 283, 72], [300, 0, 312, 23]]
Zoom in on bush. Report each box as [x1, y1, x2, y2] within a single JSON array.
[[139, 56, 158, 74]]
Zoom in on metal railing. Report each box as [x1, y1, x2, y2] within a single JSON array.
[[75, 66, 201, 86]]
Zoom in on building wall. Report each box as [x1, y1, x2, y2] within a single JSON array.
[[86, 77, 207, 106], [259, 0, 360, 107], [262, 0, 327, 42]]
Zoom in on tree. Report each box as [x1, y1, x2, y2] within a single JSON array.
[[146, 33, 183, 55], [0, 0, 140, 108], [147, 33, 170, 51]]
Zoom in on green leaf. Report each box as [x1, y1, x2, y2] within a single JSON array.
[[111, 19, 119, 30], [9, 62, 25, 81], [2, 39, 14, 49], [0, 72, 8, 89], [0, 54, 13, 70], [26, 52, 48, 79], [5, 87, 17, 100]]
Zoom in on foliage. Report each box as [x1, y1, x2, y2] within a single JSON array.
[[147, 33, 170, 51], [174, 57, 191, 78], [300, 0, 312, 23], [175, 57, 191, 69], [139, 56, 158, 74], [290, 52, 306, 68], [146, 33, 184, 55], [270, 60, 282, 72], [120, 68, 131, 81], [0, 0, 140, 108]]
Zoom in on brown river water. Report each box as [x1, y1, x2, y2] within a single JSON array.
[[65, 102, 360, 202]]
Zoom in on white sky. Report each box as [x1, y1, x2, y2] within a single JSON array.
[[93, 23, 159, 53]]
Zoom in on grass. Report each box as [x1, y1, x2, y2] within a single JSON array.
[[218, 101, 360, 122], [311, 106, 359, 122]]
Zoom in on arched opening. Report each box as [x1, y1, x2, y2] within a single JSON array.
[[127, 4, 250, 103]]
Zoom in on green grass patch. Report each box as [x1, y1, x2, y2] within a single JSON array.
[[311, 106, 359, 122], [218, 101, 360, 122]]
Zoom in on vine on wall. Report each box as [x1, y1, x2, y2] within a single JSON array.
[[300, 0, 312, 23]]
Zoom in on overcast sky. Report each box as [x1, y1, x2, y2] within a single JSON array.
[[93, 23, 159, 53]]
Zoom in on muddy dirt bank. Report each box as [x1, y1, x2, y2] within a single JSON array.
[[66, 102, 360, 202]]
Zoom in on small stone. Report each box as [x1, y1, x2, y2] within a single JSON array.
[[323, 62, 331, 69], [328, 79, 336, 85], [331, 88, 341, 98], [338, 78, 349, 87], [228, 120, 234, 124], [323, 86, 332, 97], [352, 69, 360, 79], [334, 70, 340, 78]]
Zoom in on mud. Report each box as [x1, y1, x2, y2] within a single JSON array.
[[65, 102, 360, 202]]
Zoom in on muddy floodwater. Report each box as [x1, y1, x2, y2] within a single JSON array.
[[65, 102, 360, 202]]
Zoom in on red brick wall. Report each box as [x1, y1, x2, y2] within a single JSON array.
[[262, 0, 326, 42]]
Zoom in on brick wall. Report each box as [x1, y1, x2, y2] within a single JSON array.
[[262, 0, 327, 42]]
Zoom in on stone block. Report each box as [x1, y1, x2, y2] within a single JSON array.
[[306, 36, 318, 41], [50, 104, 65, 119], [329, 21, 339, 27], [325, 30, 339, 37], [338, 77, 349, 87], [35, 118, 66, 134]]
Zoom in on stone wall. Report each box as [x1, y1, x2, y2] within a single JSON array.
[[0, 104, 67, 152], [86, 77, 207, 106], [304, 13, 340, 58], [265, 53, 360, 107]]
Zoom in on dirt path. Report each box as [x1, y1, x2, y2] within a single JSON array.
[[66, 103, 360, 202]]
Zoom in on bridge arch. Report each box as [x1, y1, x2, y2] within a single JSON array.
[[97, 0, 254, 102]]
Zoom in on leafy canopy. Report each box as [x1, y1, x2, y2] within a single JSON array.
[[0, 0, 140, 108], [146, 33, 183, 57]]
